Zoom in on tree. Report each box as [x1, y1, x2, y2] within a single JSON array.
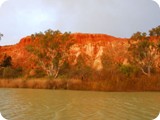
[[130, 32, 148, 41], [129, 34, 158, 77], [149, 26, 160, 36], [0, 54, 12, 67], [26, 29, 74, 78], [0, 33, 3, 40]]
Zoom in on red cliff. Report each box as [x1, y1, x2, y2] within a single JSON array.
[[0, 33, 129, 70]]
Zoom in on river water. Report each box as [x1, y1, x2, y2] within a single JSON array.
[[0, 89, 159, 120]]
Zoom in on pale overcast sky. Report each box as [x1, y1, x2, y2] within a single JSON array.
[[0, 0, 160, 45]]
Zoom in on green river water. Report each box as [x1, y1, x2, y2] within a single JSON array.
[[0, 89, 159, 120]]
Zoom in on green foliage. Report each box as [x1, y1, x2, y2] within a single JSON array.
[[0, 66, 23, 78], [149, 25, 160, 36], [0, 54, 12, 67], [131, 25, 160, 38], [156, 41, 160, 52], [67, 55, 93, 80], [137, 40, 153, 60], [26, 29, 73, 78], [1, 67, 22, 78], [119, 65, 138, 77], [0, 68, 3, 76], [33, 69, 46, 78], [101, 52, 113, 68], [130, 32, 147, 40], [128, 26, 160, 76], [2, 67, 15, 78], [15, 67, 23, 76], [0, 54, 23, 78], [59, 61, 70, 75], [72, 65, 93, 80], [129, 38, 154, 76], [25, 45, 34, 53], [129, 33, 154, 62]]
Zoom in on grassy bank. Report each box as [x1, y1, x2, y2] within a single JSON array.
[[0, 76, 160, 91]]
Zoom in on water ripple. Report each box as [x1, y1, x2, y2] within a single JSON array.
[[0, 89, 159, 120]]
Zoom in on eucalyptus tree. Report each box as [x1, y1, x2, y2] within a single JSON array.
[[27, 29, 74, 78], [149, 25, 160, 36], [129, 32, 159, 77]]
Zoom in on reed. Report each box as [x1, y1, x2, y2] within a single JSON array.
[[0, 75, 160, 91]]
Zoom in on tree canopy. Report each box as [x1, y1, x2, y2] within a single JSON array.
[[149, 25, 160, 36], [0, 33, 3, 40], [0, 54, 12, 67], [128, 26, 160, 77], [27, 29, 74, 78]]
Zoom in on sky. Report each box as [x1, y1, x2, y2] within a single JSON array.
[[0, 0, 160, 45]]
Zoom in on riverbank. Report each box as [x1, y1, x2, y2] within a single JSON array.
[[0, 77, 160, 91]]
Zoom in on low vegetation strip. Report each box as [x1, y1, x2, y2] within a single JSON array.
[[0, 76, 159, 91]]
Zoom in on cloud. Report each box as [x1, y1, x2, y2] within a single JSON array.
[[0, 0, 160, 45]]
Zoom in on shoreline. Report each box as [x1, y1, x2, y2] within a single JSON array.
[[0, 78, 160, 92]]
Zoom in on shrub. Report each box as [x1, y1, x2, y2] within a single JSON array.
[[2, 67, 17, 78], [0, 67, 23, 78], [119, 64, 138, 77], [29, 69, 46, 78], [35, 69, 46, 78], [0, 68, 3, 77], [0, 54, 12, 67]]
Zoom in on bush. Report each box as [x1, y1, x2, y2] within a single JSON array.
[[119, 65, 138, 77], [35, 69, 46, 78], [0, 68, 3, 77], [2, 67, 17, 78], [0, 54, 12, 67], [0, 67, 23, 78], [28, 69, 46, 78]]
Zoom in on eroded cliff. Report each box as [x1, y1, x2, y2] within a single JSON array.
[[0, 33, 129, 70]]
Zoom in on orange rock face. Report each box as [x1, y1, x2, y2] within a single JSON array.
[[0, 33, 129, 70], [0, 36, 34, 69]]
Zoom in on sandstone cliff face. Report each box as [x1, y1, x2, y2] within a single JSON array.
[[70, 33, 128, 70], [0, 33, 129, 70], [0, 36, 34, 69]]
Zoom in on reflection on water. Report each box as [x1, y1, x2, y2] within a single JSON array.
[[0, 89, 159, 120]]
